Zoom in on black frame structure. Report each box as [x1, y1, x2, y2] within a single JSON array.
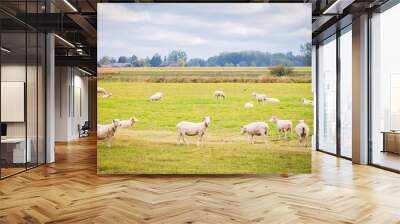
[[315, 23, 353, 160], [0, 0, 47, 179], [367, 0, 400, 173], [313, 0, 400, 172]]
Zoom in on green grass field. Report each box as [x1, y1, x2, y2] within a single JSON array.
[[97, 82, 313, 174], [98, 66, 312, 83]]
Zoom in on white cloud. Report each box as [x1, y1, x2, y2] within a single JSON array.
[[98, 4, 151, 23], [220, 22, 264, 35], [98, 3, 311, 59], [147, 31, 207, 45]]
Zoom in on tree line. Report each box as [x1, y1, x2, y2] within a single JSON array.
[[98, 43, 311, 67]]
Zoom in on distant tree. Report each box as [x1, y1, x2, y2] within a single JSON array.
[[138, 57, 150, 67], [270, 64, 293, 77], [118, 56, 128, 63], [187, 58, 206, 67], [224, 62, 234, 67], [117, 48, 311, 68], [177, 58, 186, 67], [168, 50, 187, 63], [238, 61, 248, 67], [300, 43, 312, 66], [110, 57, 117, 64], [150, 54, 162, 67], [131, 55, 139, 67], [98, 56, 111, 65]]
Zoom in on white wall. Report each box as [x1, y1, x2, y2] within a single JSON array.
[[55, 67, 89, 141]]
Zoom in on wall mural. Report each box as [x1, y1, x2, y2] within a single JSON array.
[[97, 3, 313, 174]]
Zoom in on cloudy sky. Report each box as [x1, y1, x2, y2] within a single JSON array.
[[98, 3, 311, 60]]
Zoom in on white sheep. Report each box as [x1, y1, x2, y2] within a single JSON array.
[[102, 92, 112, 99], [252, 92, 267, 104], [302, 98, 314, 105], [97, 119, 121, 147], [98, 87, 112, 99], [214, 90, 225, 99], [97, 87, 109, 95], [244, 102, 254, 108], [177, 116, 211, 146], [150, 92, 163, 101], [266, 97, 280, 103], [295, 120, 310, 147], [117, 117, 138, 128], [269, 116, 293, 140], [240, 122, 269, 144]]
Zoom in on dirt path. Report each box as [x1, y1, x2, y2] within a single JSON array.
[[116, 129, 308, 150]]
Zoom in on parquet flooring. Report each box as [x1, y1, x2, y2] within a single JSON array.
[[0, 136, 400, 223]]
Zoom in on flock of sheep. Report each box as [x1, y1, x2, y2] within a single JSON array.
[[97, 87, 313, 148]]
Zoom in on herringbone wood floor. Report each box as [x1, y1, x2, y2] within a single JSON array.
[[1, 137, 400, 224]]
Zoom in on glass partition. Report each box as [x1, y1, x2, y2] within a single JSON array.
[[1, 31, 28, 177], [0, 2, 46, 179], [339, 27, 352, 158], [317, 35, 337, 154], [27, 31, 38, 169], [370, 3, 400, 171], [38, 32, 45, 165]]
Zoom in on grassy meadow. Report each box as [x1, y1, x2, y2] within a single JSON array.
[[97, 70, 313, 174], [98, 66, 311, 83]]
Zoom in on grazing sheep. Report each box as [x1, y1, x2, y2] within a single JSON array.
[[295, 120, 310, 147], [97, 87, 109, 95], [214, 90, 225, 99], [269, 116, 293, 140], [150, 92, 163, 101], [97, 119, 121, 147], [240, 122, 269, 144], [302, 98, 314, 105], [117, 117, 138, 128], [244, 102, 254, 108], [102, 92, 112, 99], [266, 97, 280, 103], [177, 116, 211, 146], [252, 92, 267, 104], [98, 87, 112, 99]]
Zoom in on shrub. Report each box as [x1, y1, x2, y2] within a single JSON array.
[[270, 64, 293, 77]]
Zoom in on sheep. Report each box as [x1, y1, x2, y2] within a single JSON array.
[[295, 120, 310, 147], [97, 119, 121, 147], [117, 117, 138, 128], [98, 87, 112, 99], [214, 90, 225, 99], [176, 116, 211, 146], [244, 102, 254, 108], [102, 92, 112, 99], [150, 92, 163, 101], [252, 92, 267, 104], [269, 116, 293, 140], [266, 97, 280, 103], [97, 87, 109, 95], [240, 122, 269, 144], [302, 98, 314, 105]]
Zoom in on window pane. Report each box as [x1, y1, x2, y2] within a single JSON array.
[[1, 31, 27, 177], [340, 29, 352, 158], [371, 4, 400, 171], [27, 31, 38, 169], [318, 37, 337, 154]]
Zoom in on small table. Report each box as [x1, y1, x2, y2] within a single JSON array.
[[381, 131, 400, 154]]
